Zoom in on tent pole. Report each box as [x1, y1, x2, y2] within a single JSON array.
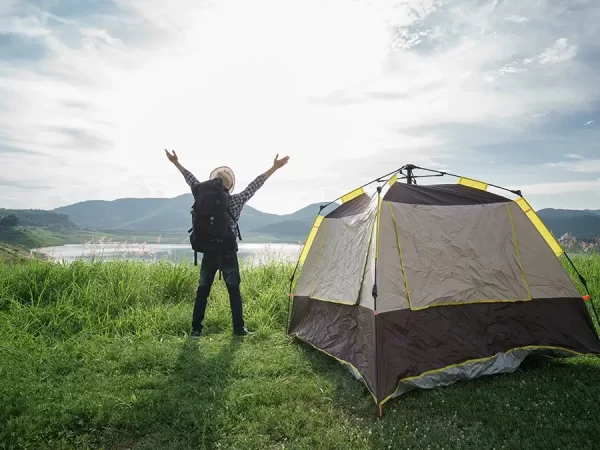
[[405, 164, 415, 185], [318, 166, 407, 211], [373, 185, 382, 416], [410, 165, 522, 196]]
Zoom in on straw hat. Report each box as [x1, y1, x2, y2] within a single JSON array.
[[209, 166, 235, 192]]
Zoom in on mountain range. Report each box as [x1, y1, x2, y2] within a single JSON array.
[[53, 193, 339, 242], [4, 195, 600, 244]]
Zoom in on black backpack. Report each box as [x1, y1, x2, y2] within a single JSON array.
[[188, 180, 241, 266]]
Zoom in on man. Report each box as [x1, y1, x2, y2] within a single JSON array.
[[165, 149, 290, 338]]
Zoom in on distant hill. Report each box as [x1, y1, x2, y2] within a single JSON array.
[[0, 208, 75, 229], [537, 209, 600, 240], [52, 194, 339, 242], [3, 193, 599, 245], [53, 194, 282, 232]]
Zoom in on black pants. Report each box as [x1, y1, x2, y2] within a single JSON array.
[[192, 251, 245, 333]]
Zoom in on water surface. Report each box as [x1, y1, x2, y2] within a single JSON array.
[[33, 242, 303, 265]]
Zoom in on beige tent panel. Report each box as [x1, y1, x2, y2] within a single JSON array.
[[295, 195, 377, 304], [358, 215, 377, 310], [508, 202, 580, 298], [374, 201, 410, 313], [294, 218, 328, 297], [383, 201, 532, 310]]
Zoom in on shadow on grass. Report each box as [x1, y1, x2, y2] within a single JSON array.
[[292, 338, 600, 449], [110, 336, 244, 450]]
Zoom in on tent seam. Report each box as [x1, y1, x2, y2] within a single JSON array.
[[356, 214, 377, 307], [506, 202, 533, 300], [387, 202, 413, 309], [308, 218, 328, 297]]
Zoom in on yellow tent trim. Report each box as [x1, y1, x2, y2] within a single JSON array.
[[298, 215, 324, 264], [341, 186, 365, 203], [380, 345, 584, 406], [409, 297, 532, 311], [311, 296, 356, 305], [458, 176, 488, 191], [388, 173, 398, 186], [514, 197, 564, 256]]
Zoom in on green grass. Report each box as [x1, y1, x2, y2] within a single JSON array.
[[0, 227, 64, 249], [1, 255, 600, 449], [0, 243, 36, 264]]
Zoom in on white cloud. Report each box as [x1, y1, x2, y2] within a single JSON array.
[[539, 38, 578, 64], [0, 15, 50, 36], [546, 159, 600, 174], [585, 120, 595, 126], [80, 28, 124, 48], [519, 179, 600, 195], [505, 15, 529, 24], [1, 0, 600, 213]]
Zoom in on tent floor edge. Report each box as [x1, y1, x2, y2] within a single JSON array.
[[288, 331, 379, 402]]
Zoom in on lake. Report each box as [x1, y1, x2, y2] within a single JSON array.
[[33, 242, 303, 265]]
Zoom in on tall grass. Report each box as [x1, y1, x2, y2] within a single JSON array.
[[0, 255, 293, 340], [1, 254, 600, 449]]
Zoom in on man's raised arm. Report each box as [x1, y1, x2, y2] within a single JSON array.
[[234, 154, 290, 205], [165, 149, 199, 187]]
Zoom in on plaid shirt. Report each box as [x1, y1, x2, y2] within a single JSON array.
[[182, 168, 266, 236]]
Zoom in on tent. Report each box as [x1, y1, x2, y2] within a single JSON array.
[[287, 165, 600, 416]]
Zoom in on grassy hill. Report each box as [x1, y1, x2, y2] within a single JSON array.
[[0, 227, 64, 249], [0, 243, 51, 263]]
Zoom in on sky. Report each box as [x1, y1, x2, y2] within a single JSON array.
[[1, 0, 600, 215]]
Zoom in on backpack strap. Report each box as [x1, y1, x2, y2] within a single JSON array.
[[225, 193, 242, 241]]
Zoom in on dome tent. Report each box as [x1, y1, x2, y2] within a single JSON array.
[[286, 165, 600, 417]]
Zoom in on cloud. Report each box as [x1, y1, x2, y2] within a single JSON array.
[[505, 15, 529, 24], [0, 144, 45, 156], [585, 120, 595, 126], [519, 179, 600, 196], [1, 0, 600, 214], [0, 177, 51, 190], [80, 27, 123, 48], [55, 127, 114, 151], [539, 38, 578, 64], [545, 159, 600, 174]]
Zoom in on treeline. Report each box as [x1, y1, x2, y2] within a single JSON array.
[[0, 209, 76, 229]]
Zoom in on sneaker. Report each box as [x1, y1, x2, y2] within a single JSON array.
[[190, 330, 202, 339], [233, 327, 251, 336]]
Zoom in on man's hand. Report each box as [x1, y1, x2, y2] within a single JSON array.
[[165, 149, 178, 164], [273, 154, 289, 169], [264, 154, 290, 179]]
